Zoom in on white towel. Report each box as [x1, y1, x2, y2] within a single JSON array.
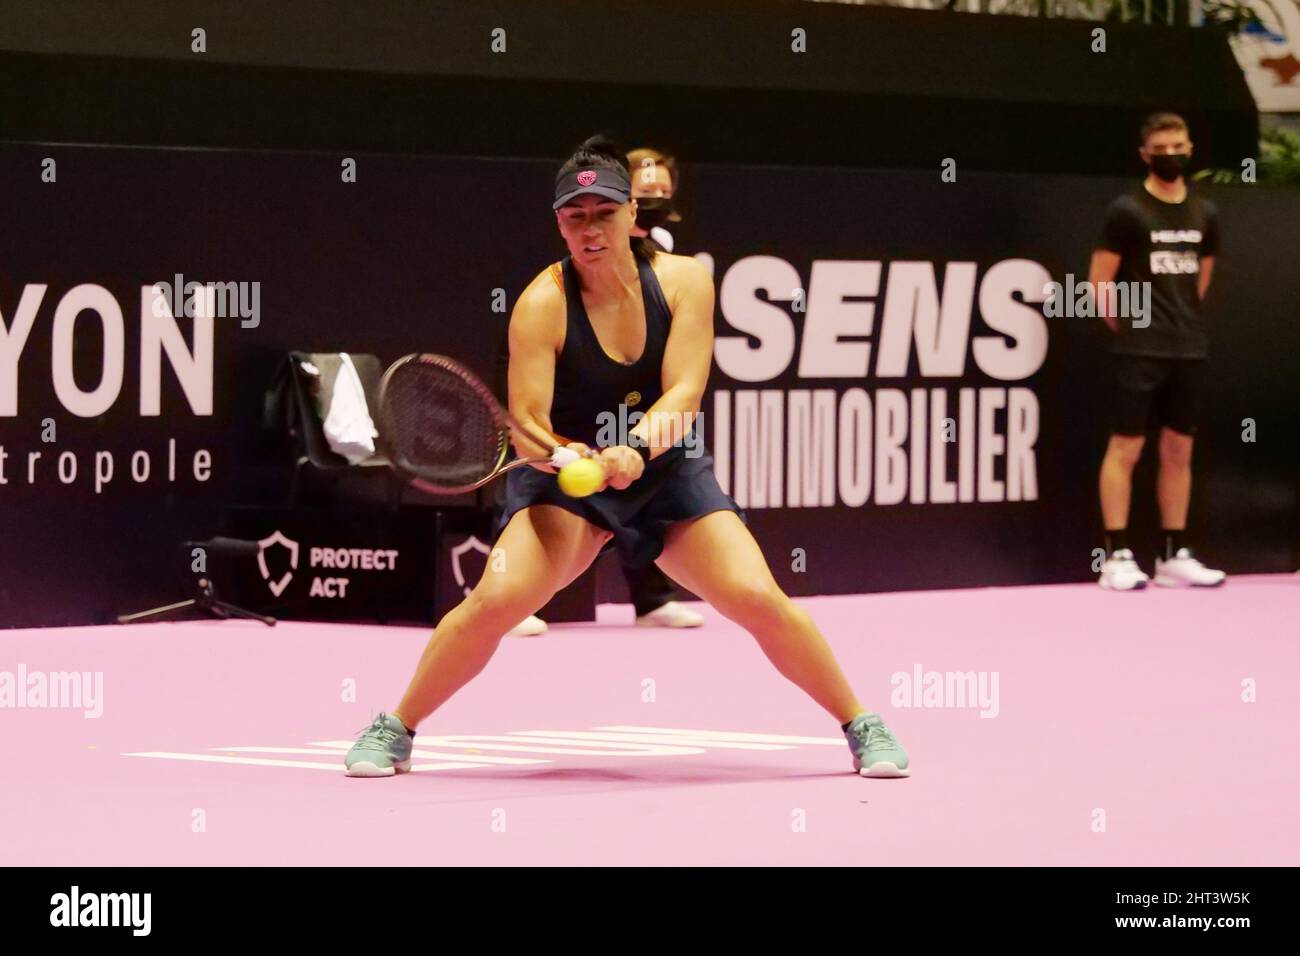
[[322, 353, 378, 463]]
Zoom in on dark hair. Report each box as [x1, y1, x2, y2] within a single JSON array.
[[557, 134, 655, 263], [627, 146, 679, 192], [1140, 112, 1188, 145]]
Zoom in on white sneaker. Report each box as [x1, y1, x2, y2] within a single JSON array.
[[1154, 548, 1226, 588], [635, 601, 704, 628], [1098, 548, 1149, 591], [507, 614, 548, 636]]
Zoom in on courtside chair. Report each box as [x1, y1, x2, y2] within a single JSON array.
[[264, 351, 400, 508]]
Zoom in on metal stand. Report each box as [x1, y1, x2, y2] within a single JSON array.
[[116, 575, 276, 626]]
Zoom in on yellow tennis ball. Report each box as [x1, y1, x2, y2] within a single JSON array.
[[558, 457, 605, 498]]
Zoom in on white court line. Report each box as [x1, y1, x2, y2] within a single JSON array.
[[595, 726, 844, 746], [359, 735, 706, 756], [509, 731, 795, 750], [122, 751, 487, 772], [121, 726, 841, 774], [124, 751, 352, 771], [302, 743, 547, 765]]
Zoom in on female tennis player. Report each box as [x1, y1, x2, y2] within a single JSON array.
[[345, 136, 910, 778]]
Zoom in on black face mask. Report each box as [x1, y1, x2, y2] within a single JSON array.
[[635, 197, 677, 232], [1149, 153, 1190, 182]]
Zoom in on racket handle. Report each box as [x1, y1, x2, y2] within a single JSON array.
[[550, 446, 582, 469]]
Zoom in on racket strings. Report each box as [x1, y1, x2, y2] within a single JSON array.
[[381, 364, 507, 488]]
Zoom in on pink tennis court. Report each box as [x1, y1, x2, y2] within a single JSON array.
[[4, 576, 1294, 867]]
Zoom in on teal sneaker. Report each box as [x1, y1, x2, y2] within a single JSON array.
[[844, 713, 910, 777], [345, 713, 414, 777]]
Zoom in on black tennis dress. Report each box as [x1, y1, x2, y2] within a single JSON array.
[[495, 253, 745, 568]]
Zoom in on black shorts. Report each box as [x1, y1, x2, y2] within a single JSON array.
[[1112, 354, 1204, 437], [494, 446, 747, 569]]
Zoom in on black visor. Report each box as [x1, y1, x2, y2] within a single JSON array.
[[553, 166, 632, 210]]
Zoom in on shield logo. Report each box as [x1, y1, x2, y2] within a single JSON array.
[[450, 535, 492, 597], [257, 530, 300, 597], [624, 390, 641, 408], [576, 170, 597, 187]]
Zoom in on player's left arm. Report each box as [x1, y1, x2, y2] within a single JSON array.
[[598, 256, 715, 489], [1198, 204, 1220, 302], [629, 255, 715, 459], [1198, 257, 1215, 301]]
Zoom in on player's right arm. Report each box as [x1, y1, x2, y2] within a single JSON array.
[[1092, 198, 1133, 335], [1088, 250, 1122, 334], [507, 272, 568, 472]]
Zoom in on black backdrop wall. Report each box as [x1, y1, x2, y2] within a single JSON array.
[[0, 0, 1256, 177], [1, 144, 1296, 627]]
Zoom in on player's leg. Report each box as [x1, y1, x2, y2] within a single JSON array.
[[1156, 427, 1193, 534], [624, 559, 702, 628], [1098, 356, 1154, 590], [1152, 360, 1224, 586], [1099, 433, 1146, 531], [395, 505, 609, 726], [345, 505, 610, 775], [654, 510, 908, 776]]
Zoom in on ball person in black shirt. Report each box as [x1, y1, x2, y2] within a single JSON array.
[[1090, 112, 1226, 590]]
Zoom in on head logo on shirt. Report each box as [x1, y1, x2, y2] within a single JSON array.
[[1150, 229, 1202, 244]]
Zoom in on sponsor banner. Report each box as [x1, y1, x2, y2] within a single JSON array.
[[2, 144, 1297, 626], [220, 507, 440, 623], [211, 506, 595, 624]]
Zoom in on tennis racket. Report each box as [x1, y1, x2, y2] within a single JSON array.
[[376, 352, 594, 495]]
